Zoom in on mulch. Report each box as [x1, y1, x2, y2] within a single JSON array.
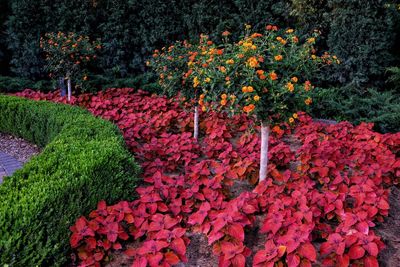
[[0, 132, 40, 163], [376, 186, 400, 266], [0, 132, 40, 181]]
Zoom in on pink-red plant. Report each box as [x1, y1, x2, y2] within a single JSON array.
[[14, 88, 399, 267]]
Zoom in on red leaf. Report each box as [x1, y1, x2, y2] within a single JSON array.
[[378, 199, 389, 210], [124, 248, 136, 257], [356, 221, 369, 235], [336, 255, 349, 267], [364, 256, 379, 267], [242, 204, 257, 214], [165, 251, 180, 265], [232, 254, 246, 267], [260, 220, 282, 235], [287, 253, 300, 267], [171, 237, 186, 256], [299, 242, 316, 262], [348, 245, 365, 260], [86, 237, 97, 250], [164, 215, 179, 229], [188, 202, 210, 225], [226, 224, 244, 241], [365, 242, 379, 257], [208, 230, 225, 245], [148, 252, 163, 266], [319, 242, 333, 256], [300, 259, 311, 267], [93, 251, 104, 261], [113, 242, 122, 250], [212, 217, 228, 233], [132, 256, 147, 267], [106, 222, 119, 242], [253, 250, 268, 265], [70, 233, 82, 248]]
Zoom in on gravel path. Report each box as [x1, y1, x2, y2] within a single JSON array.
[[0, 132, 41, 162], [0, 132, 41, 182]]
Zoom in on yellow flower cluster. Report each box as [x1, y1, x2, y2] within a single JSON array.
[[276, 36, 287, 45], [193, 76, 200, 88]]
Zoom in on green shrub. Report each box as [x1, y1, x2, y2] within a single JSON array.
[[323, 0, 399, 87], [83, 73, 161, 94], [0, 74, 161, 95], [310, 86, 400, 133], [0, 76, 31, 92], [0, 95, 141, 266], [387, 66, 400, 92], [0, 76, 54, 93]]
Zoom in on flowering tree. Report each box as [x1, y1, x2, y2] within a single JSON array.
[[40, 32, 101, 101], [150, 40, 201, 138], [189, 25, 338, 181], [150, 36, 212, 139]]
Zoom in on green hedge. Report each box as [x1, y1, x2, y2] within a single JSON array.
[[0, 95, 141, 266]]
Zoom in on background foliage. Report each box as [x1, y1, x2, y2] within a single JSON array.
[[2, 0, 398, 83], [0, 0, 399, 131]]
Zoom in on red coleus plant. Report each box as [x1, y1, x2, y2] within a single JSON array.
[[15, 88, 398, 267]]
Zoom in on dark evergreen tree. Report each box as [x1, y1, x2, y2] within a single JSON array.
[[0, 0, 10, 75]]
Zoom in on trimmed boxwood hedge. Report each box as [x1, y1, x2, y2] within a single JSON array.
[[0, 95, 141, 266]]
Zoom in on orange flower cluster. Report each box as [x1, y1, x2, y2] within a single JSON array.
[[266, 24, 278, 31], [304, 81, 312, 91], [243, 104, 255, 113], [269, 72, 278, 80], [242, 86, 254, 93], [256, 70, 266, 80], [247, 57, 259, 68]]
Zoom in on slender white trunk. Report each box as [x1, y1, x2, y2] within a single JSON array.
[[193, 105, 199, 139], [67, 77, 72, 102], [259, 122, 270, 181], [59, 76, 66, 96]]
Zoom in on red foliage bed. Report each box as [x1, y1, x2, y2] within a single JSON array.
[[15, 88, 400, 267]]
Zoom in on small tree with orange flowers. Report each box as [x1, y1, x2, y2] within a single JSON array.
[[149, 38, 206, 139], [190, 25, 338, 182], [40, 32, 101, 101]]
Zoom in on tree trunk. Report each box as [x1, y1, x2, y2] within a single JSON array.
[[67, 77, 72, 102], [193, 105, 199, 139], [59, 77, 66, 97], [259, 122, 270, 181]]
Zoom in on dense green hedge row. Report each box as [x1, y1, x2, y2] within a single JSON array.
[[1, 0, 399, 89], [0, 95, 141, 266]]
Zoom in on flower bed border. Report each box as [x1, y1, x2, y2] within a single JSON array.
[[0, 95, 141, 266]]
